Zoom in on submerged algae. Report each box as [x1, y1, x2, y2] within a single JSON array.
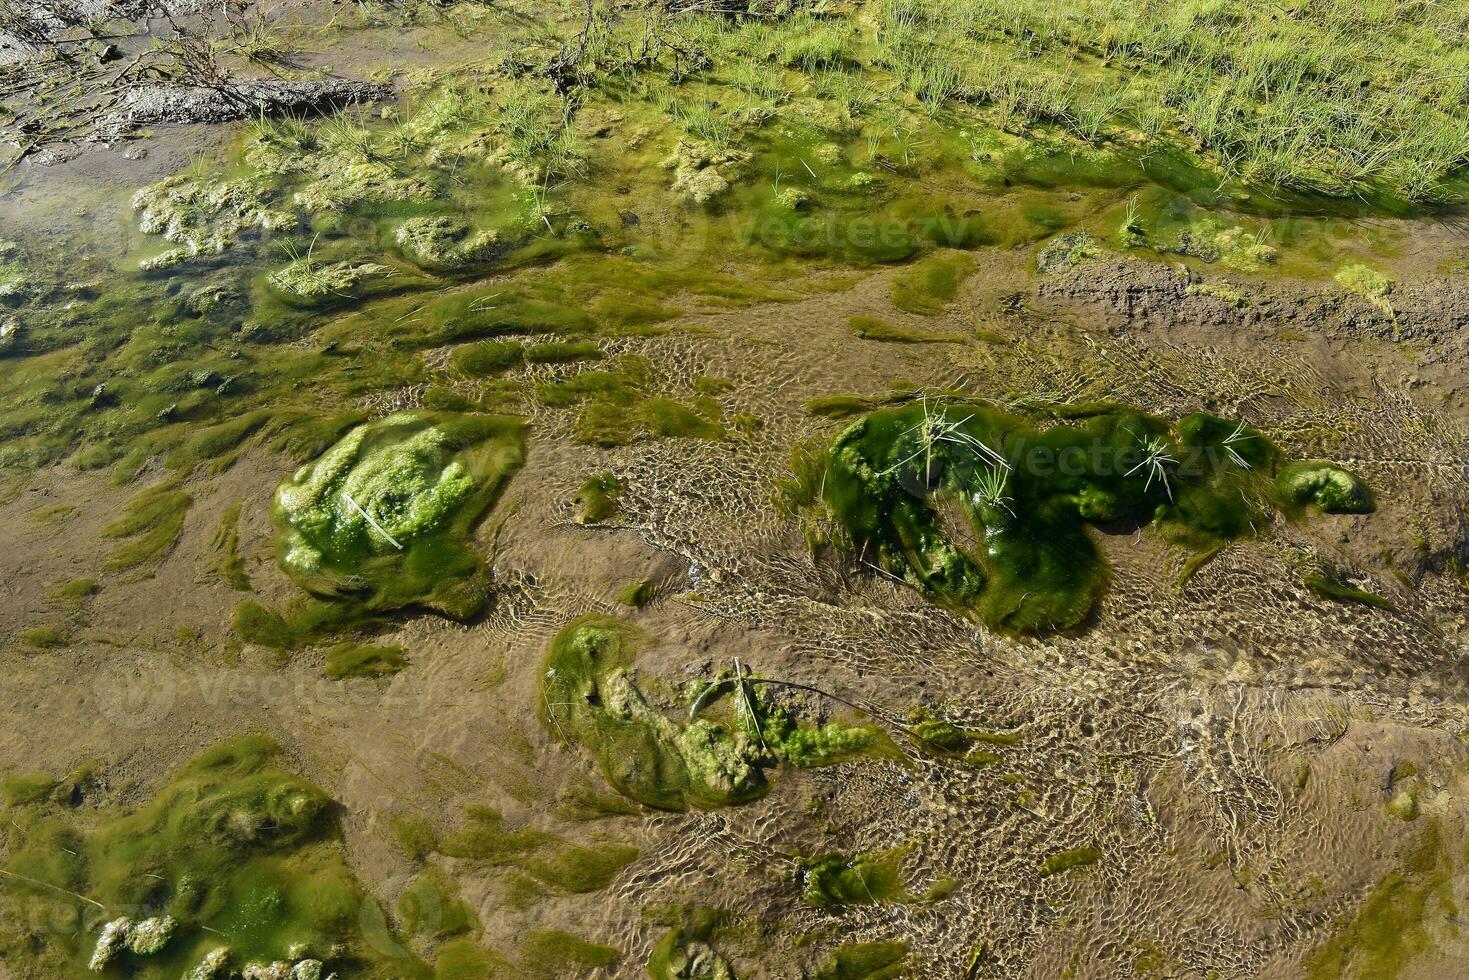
[[0, 737, 416, 977], [273, 411, 523, 619], [540, 617, 885, 811], [800, 848, 913, 909], [822, 400, 1368, 633]]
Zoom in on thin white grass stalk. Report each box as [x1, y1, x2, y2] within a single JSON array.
[[343, 492, 403, 550]]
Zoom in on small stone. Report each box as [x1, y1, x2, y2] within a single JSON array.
[[88, 917, 131, 972], [125, 915, 177, 955], [291, 959, 324, 980], [185, 948, 231, 980]]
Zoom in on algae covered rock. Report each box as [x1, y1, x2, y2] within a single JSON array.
[[88, 917, 131, 971], [124, 914, 177, 955], [393, 216, 506, 271], [274, 411, 523, 617], [185, 948, 231, 980], [1277, 462, 1375, 514], [266, 259, 398, 308], [665, 140, 751, 205]]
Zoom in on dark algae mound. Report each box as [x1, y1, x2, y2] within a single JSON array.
[[273, 410, 523, 618], [823, 400, 1374, 633], [539, 616, 885, 811]]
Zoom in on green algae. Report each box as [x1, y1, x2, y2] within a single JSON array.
[[848, 316, 960, 344], [453, 340, 524, 377], [800, 848, 911, 909], [521, 929, 620, 974], [1277, 462, 1375, 515], [396, 869, 477, 940], [0, 736, 422, 977], [432, 804, 638, 893], [647, 909, 735, 980], [619, 579, 657, 608], [573, 472, 621, 525], [322, 642, 408, 679], [821, 399, 1367, 633], [889, 252, 973, 315], [20, 625, 69, 649], [1039, 846, 1103, 877], [1304, 566, 1399, 613], [273, 411, 523, 619], [101, 481, 192, 572], [211, 498, 251, 591], [814, 941, 909, 980], [540, 616, 885, 811], [525, 340, 603, 364], [538, 358, 726, 447], [1304, 821, 1457, 980]]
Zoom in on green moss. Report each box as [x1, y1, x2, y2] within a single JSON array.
[[1039, 846, 1103, 876], [322, 642, 408, 679], [1278, 462, 1375, 514], [101, 481, 192, 571], [823, 400, 1362, 634], [890, 252, 973, 314], [848, 316, 960, 344], [274, 411, 523, 619], [801, 848, 911, 908], [573, 472, 621, 524], [1305, 822, 1456, 979], [814, 941, 909, 980]]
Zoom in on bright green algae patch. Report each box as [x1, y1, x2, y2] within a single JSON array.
[[274, 411, 523, 619], [540, 616, 886, 811], [0, 737, 419, 977], [823, 400, 1373, 633]]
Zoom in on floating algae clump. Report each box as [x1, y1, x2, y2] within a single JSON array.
[[822, 400, 1368, 633], [0, 737, 411, 975], [274, 411, 523, 618], [540, 617, 883, 810], [1277, 462, 1375, 515]]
